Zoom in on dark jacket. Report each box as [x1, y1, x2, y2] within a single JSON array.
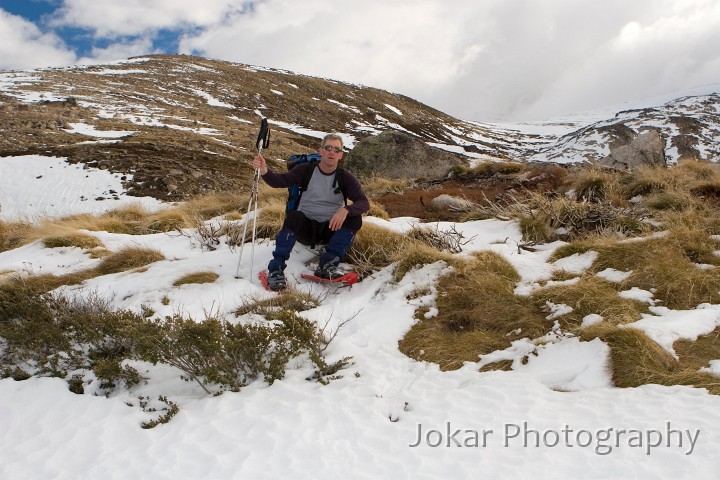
[[261, 163, 370, 217]]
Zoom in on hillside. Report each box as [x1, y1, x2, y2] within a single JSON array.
[[2, 55, 720, 479], [1, 54, 718, 205]]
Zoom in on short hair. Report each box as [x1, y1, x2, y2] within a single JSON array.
[[321, 133, 344, 149]]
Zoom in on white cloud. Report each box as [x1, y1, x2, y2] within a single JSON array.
[[5, 0, 720, 121], [0, 9, 76, 70], [174, 0, 720, 120], [50, 0, 248, 37], [75, 38, 158, 66], [179, 0, 491, 104]]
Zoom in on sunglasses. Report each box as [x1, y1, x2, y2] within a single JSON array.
[[322, 145, 343, 153]]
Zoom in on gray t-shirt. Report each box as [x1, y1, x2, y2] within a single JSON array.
[[299, 167, 344, 222]]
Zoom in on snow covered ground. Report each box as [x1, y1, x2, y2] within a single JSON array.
[[1, 157, 720, 479], [0, 155, 165, 222]]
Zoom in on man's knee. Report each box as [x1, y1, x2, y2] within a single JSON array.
[[342, 214, 362, 232]]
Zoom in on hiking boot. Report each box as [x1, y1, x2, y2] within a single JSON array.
[[267, 270, 287, 291], [314, 262, 345, 280]]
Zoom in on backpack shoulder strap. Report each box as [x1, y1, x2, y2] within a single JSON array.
[[332, 167, 348, 205], [300, 162, 317, 191]]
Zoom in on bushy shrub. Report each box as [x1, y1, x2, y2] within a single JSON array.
[[0, 283, 349, 423]]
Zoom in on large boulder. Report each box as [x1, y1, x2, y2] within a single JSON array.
[[344, 130, 466, 180], [595, 129, 666, 170]]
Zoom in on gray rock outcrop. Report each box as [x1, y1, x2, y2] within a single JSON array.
[[595, 129, 666, 170], [344, 131, 466, 180]]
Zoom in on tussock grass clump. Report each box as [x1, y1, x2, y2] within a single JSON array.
[[367, 200, 390, 220], [628, 260, 720, 309], [180, 193, 243, 219], [532, 276, 647, 328], [236, 290, 323, 319], [142, 209, 196, 233], [0, 220, 35, 252], [348, 223, 413, 274], [105, 204, 150, 223], [472, 160, 527, 176], [399, 253, 548, 370], [519, 213, 556, 243], [674, 328, 720, 373], [251, 199, 286, 240], [360, 175, 409, 196], [641, 191, 691, 211], [172, 271, 219, 287], [572, 168, 623, 204], [59, 211, 140, 234], [580, 325, 720, 394], [95, 247, 165, 276], [676, 159, 720, 181], [436, 256, 534, 334], [581, 326, 677, 388], [552, 233, 720, 309], [42, 232, 103, 250], [37, 224, 104, 250], [690, 181, 720, 201], [400, 319, 510, 371], [512, 193, 645, 243], [392, 243, 456, 282], [623, 165, 673, 198]]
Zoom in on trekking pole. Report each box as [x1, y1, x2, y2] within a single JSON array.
[[235, 118, 270, 279]]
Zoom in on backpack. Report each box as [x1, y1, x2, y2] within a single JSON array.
[[286, 153, 347, 213]]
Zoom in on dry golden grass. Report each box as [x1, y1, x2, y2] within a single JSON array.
[[180, 193, 243, 219], [367, 200, 390, 220], [580, 325, 720, 394], [472, 160, 527, 176], [392, 243, 455, 282], [360, 175, 409, 196], [50, 212, 136, 234], [399, 316, 512, 371], [34, 223, 105, 250], [143, 209, 194, 233], [623, 164, 674, 197], [252, 198, 287, 240], [348, 222, 414, 275], [0, 219, 35, 252], [399, 253, 548, 371], [94, 247, 165, 276], [42, 231, 104, 250], [676, 159, 720, 181], [172, 271, 219, 286], [552, 232, 720, 309], [573, 168, 623, 204], [532, 276, 647, 328], [236, 289, 322, 317], [674, 328, 720, 372]]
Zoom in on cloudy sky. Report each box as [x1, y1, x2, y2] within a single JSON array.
[[1, 0, 720, 121]]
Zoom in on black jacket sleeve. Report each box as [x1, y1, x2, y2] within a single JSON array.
[[341, 170, 370, 217]]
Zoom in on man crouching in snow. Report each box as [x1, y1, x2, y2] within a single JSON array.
[[252, 133, 370, 291]]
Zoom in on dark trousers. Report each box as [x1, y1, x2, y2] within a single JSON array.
[[268, 210, 362, 272]]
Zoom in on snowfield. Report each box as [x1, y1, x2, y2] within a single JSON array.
[[2, 156, 720, 479]]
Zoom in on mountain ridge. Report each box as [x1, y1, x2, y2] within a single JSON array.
[[1, 54, 718, 201]]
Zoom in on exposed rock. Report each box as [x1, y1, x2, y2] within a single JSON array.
[[428, 194, 476, 212], [595, 129, 666, 170], [344, 131, 466, 180]]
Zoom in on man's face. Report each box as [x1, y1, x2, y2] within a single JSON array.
[[318, 139, 344, 171]]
